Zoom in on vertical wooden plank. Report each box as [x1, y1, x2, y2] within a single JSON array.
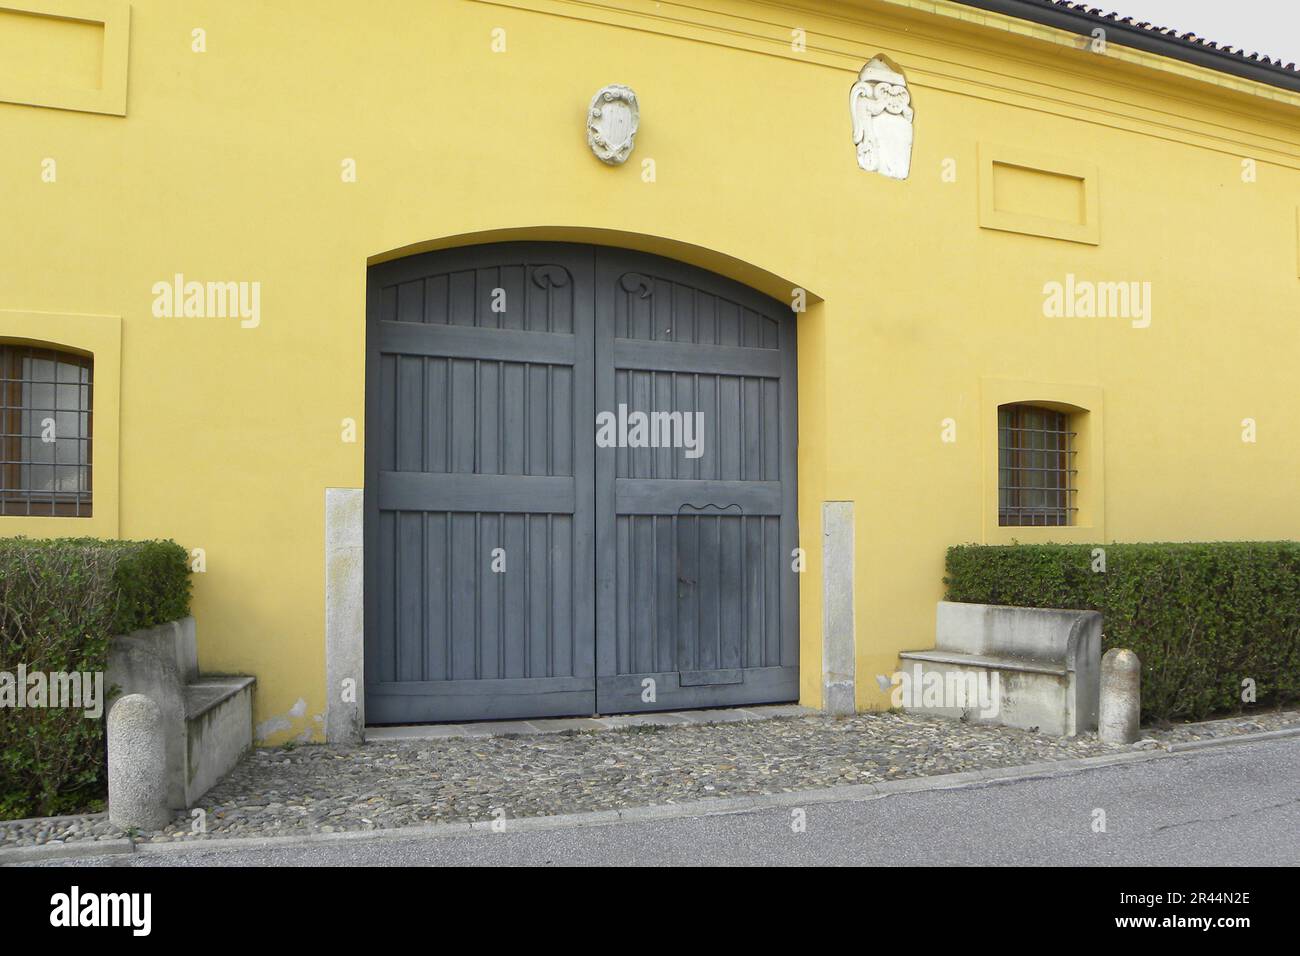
[[763, 377, 780, 481], [424, 358, 448, 474], [652, 278, 668, 340], [675, 514, 699, 672], [655, 516, 675, 673], [675, 372, 693, 481], [614, 282, 628, 339], [743, 376, 761, 482], [653, 371, 672, 480], [449, 270, 475, 326], [765, 515, 782, 668], [395, 356, 423, 471], [479, 513, 500, 680], [527, 364, 548, 476], [396, 511, 424, 681], [718, 515, 743, 669], [545, 514, 554, 675], [632, 516, 655, 674], [551, 271, 574, 333], [499, 265, 525, 331], [525, 270, 545, 332], [478, 360, 499, 475], [631, 368, 651, 479], [697, 516, 720, 669], [632, 279, 652, 340], [449, 512, 477, 681], [476, 266, 496, 329], [378, 354, 397, 471], [694, 287, 715, 345], [424, 512, 449, 681], [697, 374, 718, 480], [449, 359, 475, 473], [616, 515, 630, 675], [552, 365, 573, 477], [396, 280, 423, 324], [717, 298, 740, 346], [501, 362, 525, 475], [502, 513, 526, 679], [719, 374, 741, 480], [682, 280, 698, 344], [744, 515, 764, 669], [424, 274, 449, 325], [551, 515, 573, 677], [614, 368, 628, 479], [528, 513, 549, 677]]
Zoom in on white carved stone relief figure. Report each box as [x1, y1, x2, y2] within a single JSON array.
[[850, 56, 914, 180], [587, 85, 639, 165]]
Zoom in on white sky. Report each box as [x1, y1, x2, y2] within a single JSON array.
[[1095, 0, 1300, 66]]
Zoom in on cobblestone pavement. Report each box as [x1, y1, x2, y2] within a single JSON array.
[[3, 708, 1296, 849]]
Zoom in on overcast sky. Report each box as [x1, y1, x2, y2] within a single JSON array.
[[1095, 0, 1300, 66]]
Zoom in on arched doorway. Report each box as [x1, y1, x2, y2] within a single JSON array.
[[364, 242, 798, 723]]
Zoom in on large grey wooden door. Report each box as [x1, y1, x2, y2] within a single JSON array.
[[593, 250, 799, 713], [365, 243, 797, 724], [365, 244, 596, 723]]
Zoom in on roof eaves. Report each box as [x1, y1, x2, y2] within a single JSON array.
[[951, 0, 1300, 94]]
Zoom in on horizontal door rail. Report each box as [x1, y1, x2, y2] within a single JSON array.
[[377, 321, 577, 365], [366, 676, 595, 696], [614, 337, 781, 377], [614, 477, 782, 515], [378, 471, 576, 514]]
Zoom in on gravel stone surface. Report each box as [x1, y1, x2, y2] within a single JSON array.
[[1139, 709, 1300, 745], [3, 708, 1296, 849]]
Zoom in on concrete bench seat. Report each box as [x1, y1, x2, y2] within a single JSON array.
[[899, 648, 1069, 678], [184, 677, 255, 720], [897, 601, 1101, 737], [108, 618, 255, 809]]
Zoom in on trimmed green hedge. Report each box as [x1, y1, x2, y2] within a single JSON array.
[[944, 542, 1300, 722], [0, 538, 191, 819]]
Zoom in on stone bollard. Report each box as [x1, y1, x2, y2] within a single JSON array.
[[107, 694, 172, 831], [1099, 648, 1141, 744]]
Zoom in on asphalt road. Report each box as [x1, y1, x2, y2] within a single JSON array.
[[32, 736, 1300, 866]]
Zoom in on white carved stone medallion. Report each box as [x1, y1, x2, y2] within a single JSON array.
[[849, 56, 914, 180], [587, 85, 639, 165]]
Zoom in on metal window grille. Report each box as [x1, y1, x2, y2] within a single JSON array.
[[0, 345, 93, 517], [998, 404, 1075, 527]]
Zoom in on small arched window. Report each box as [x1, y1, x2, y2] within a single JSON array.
[[0, 344, 93, 517], [998, 403, 1075, 527]]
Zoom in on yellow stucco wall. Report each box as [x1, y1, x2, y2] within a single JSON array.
[[3, 0, 1299, 740]]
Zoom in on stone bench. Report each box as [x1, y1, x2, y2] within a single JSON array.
[[107, 617, 255, 809], [897, 601, 1101, 737]]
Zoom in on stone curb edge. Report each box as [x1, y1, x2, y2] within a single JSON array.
[[3, 726, 1296, 865], [1163, 725, 1300, 752], [0, 839, 134, 865]]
